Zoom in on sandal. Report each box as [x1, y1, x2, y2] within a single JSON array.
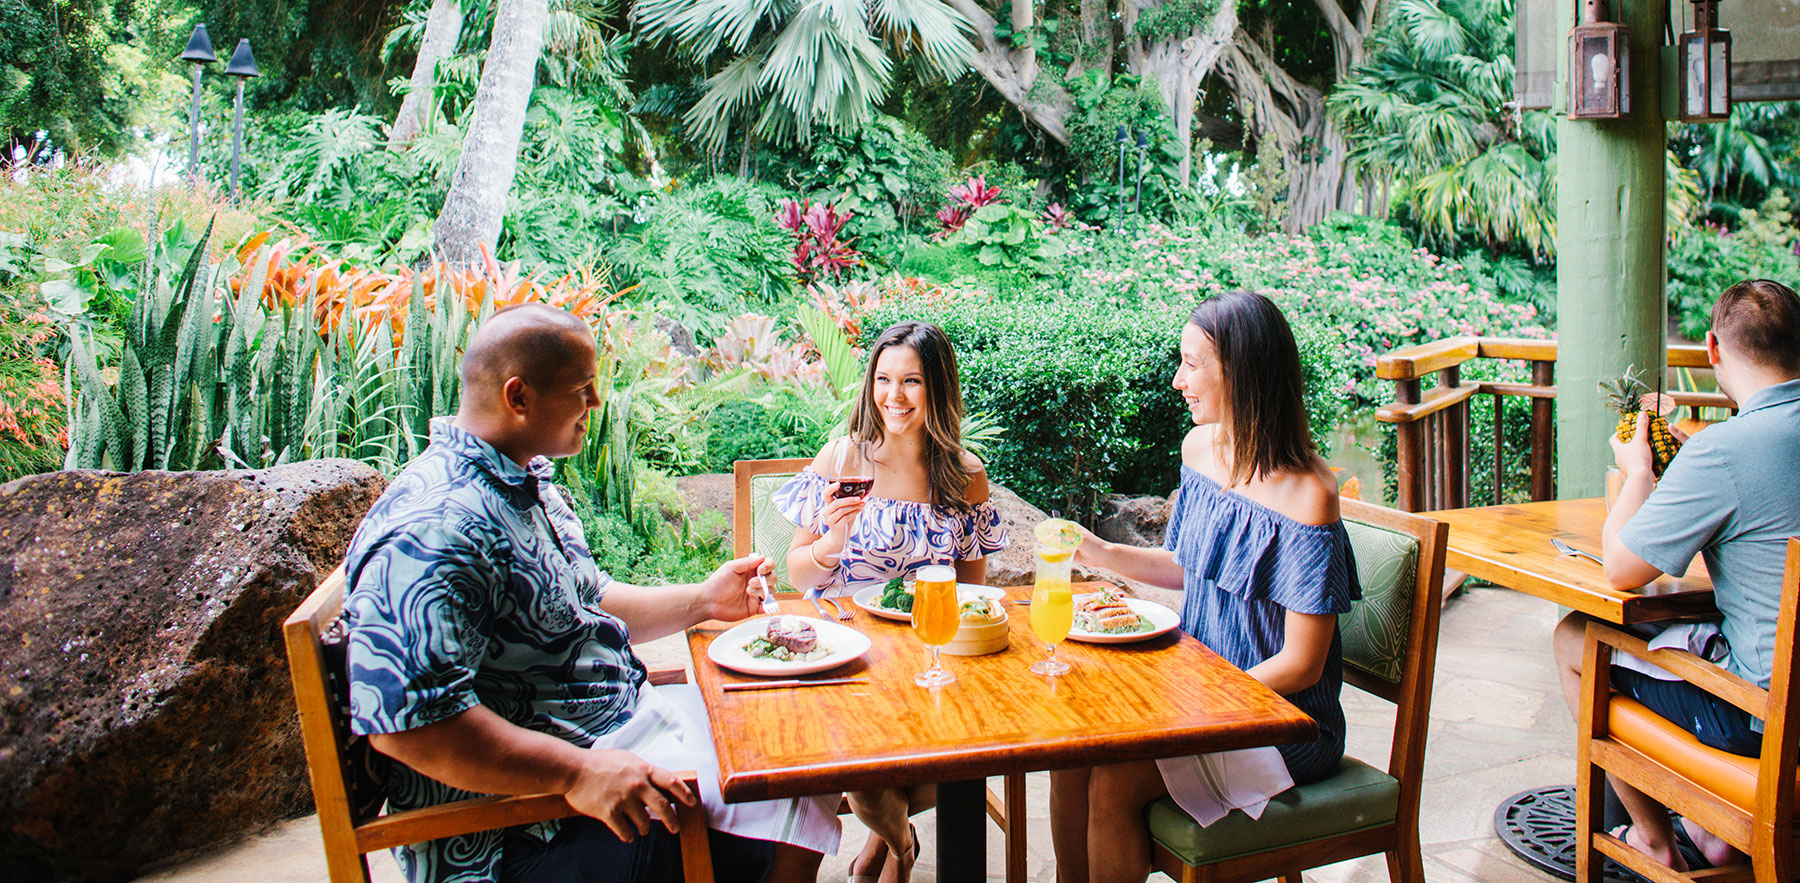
[[1607, 823, 1699, 878], [1671, 818, 1717, 870], [847, 825, 917, 883]]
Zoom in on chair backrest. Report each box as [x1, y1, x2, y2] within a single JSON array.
[[733, 458, 813, 593], [1755, 538, 1800, 829], [283, 566, 382, 882], [1334, 498, 1448, 796]]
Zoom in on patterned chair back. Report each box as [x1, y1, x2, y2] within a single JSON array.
[[1337, 517, 1423, 692], [733, 458, 814, 594]]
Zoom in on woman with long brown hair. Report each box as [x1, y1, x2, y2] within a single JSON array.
[[1048, 290, 1361, 883], [775, 319, 1008, 883]]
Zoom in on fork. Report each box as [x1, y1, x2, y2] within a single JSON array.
[[756, 573, 781, 617], [1550, 537, 1605, 566], [822, 595, 854, 622]]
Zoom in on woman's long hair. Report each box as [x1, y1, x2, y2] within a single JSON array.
[[848, 321, 975, 512], [1188, 291, 1315, 485]]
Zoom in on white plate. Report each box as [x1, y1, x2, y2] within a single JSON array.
[[1065, 596, 1180, 644], [851, 584, 1006, 622], [707, 616, 872, 676]]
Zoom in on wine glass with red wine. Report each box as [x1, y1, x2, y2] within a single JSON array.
[[833, 439, 874, 499]]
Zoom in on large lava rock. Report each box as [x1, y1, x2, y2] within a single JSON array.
[[0, 461, 385, 882], [1093, 492, 1173, 549]]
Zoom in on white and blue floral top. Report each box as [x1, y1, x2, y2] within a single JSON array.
[[773, 469, 1009, 597]]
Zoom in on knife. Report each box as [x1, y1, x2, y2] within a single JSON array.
[[722, 677, 870, 692]]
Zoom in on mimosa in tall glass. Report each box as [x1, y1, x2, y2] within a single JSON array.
[[911, 564, 959, 686], [1030, 544, 1075, 676]]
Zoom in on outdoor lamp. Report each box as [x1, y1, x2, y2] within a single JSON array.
[[1678, 0, 1731, 121], [1567, 0, 1629, 119], [224, 39, 259, 199], [179, 24, 217, 181], [1115, 126, 1130, 221]]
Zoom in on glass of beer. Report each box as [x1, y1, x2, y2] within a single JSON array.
[[911, 564, 959, 686], [1029, 543, 1074, 676]]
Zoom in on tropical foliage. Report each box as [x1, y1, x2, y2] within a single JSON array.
[[633, 0, 974, 151]]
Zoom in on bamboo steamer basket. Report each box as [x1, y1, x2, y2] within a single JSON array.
[[942, 605, 1009, 656]]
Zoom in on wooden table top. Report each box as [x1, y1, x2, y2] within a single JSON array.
[[1426, 498, 1715, 624], [684, 583, 1318, 803]]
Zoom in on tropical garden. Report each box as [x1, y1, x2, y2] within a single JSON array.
[[4, 0, 1798, 581]]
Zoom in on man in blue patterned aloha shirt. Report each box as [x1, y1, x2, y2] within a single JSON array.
[[343, 305, 836, 883]]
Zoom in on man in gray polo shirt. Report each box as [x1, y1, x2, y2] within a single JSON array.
[[1551, 278, 1800, 873]]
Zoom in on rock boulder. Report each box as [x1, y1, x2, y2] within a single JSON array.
[[0, 461, 385, 882], [1093, 492, 1173, 549]]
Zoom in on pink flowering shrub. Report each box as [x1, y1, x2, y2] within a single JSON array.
[[1051, 221, 1549, 403]]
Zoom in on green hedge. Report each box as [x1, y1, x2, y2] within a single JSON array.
[[859, 295, 1350, 521]]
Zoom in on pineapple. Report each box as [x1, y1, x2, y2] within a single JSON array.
[[1599, 365, 1681, 476]]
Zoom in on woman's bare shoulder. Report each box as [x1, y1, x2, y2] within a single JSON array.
[[805, 438, 841, 472], [1179, 426, 1217, 471], [959, 450, 987, 473], [1253, 460, 1340, 526]]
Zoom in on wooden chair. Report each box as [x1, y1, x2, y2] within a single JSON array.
[[1575, 537, 1800, 883], [1146, 497, 1449, 883], [283, 566, 713, 883], [731, 457, 1031, 883]]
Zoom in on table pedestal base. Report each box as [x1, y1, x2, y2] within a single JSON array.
[[1493, 785, 1639, 883], [937, 779, 986, 883]]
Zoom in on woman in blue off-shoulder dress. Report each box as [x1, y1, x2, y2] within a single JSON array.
[[1048, 290, 1361, 883], [773, 320, 1008, 883]]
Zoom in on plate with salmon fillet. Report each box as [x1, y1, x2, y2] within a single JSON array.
[[1066, 590, 1179, 644]]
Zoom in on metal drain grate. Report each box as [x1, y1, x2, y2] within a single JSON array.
[[1493, 785, 1640, 883]]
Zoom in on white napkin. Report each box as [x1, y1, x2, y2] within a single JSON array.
[[1611, 621, 1727, 682], [1156, 746, 1295, 826], [589, 682, 843, 855]]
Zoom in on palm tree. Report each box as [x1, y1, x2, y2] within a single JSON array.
[[1671, 102, 1798, 211], [633, 0, 975, 153], [1329, 0, 1558, 257], [432, 0, 548, 266]]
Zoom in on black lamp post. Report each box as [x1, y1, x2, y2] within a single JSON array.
[[179, 25, 217, 182], [224, 39, 259, 199], [1115, 125, 1129, 223], [1134, 131, 1149, 216]]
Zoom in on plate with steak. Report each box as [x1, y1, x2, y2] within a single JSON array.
[[707, 615, 872, 676], [1066, 591, 1179, 644]]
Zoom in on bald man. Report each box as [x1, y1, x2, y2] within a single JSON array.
[[341, 305, 836, 883]]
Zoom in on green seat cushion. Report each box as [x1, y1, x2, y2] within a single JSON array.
[[1146, 757, 1399, 866], [1338, 519, 1421, 685]]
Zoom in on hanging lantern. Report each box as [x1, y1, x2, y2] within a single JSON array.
[[1678, 0, 1731, 121], [1568, 0, 1629, 119]]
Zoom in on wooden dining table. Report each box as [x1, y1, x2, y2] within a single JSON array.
[[684, 582, 1318, 883], [1425, 497, 1716, 624]]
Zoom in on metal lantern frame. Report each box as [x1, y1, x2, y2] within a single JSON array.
[[1678, 0, 1733, 121], [1568, 0, 1630, 119]]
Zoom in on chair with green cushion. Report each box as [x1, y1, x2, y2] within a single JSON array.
[[1147, 497, 1449, 883], [729, 457, 1031, 883]]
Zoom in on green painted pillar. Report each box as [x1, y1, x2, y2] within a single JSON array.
[[1554, 0, 1667, 498]]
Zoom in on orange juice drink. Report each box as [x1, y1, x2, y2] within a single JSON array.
[[1031, 552, 1075, 645], [911, 565, 961, 646]]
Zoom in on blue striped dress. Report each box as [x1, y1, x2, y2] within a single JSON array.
[[1164, 465, 1361, 784]]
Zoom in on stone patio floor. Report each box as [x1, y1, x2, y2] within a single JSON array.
[[137, 584, 1573, 883]]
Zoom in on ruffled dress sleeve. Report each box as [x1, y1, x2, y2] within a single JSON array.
[[955, 501, 1010, 560], [773, 469, 831, 534], [1167, 465, 1359, 615]]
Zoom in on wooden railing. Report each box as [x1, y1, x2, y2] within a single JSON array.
[[1374, 337, 1733, 512]]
